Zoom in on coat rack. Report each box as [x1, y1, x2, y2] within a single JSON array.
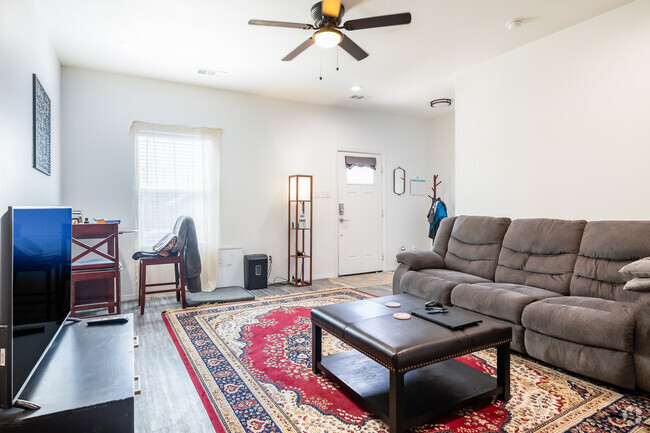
[[428, 174, 442, 200]]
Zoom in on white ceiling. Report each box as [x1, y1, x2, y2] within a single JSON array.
[[35, 0, 632, 118]]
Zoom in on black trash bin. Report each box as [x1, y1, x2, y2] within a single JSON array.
[[244, 254, 268, 290]]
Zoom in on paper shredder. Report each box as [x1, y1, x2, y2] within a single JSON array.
[[244, 254, 267, 290]]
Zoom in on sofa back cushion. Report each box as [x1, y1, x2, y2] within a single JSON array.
[[571, 220, 650, 301], [495, 218, 586, 295], [444, 215, 511, 280], [432, 216, 456, 258]]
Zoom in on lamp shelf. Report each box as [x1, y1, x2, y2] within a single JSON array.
[[288, 174, 312, 287]]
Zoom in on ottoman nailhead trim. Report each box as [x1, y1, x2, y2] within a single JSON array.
[[396, 339, 512, 373]]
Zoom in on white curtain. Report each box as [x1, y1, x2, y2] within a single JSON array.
[[130, 121, 221, 291]]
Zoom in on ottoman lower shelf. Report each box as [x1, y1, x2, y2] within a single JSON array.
[[318, 350, 503, 430]]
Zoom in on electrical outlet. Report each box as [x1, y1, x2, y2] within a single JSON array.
[[269, 255, 272, 264]]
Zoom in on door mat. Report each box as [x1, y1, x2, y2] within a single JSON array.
[[163, 288, 650, 433]]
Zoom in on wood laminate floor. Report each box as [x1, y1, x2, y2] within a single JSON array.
[[124, 273, 393, 433]]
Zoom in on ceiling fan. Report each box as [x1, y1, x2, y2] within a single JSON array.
[[248, 0, 411, 61]]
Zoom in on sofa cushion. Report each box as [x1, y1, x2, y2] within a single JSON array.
[[495, 218, 586, 295], [521, 296, 636, 352], [571, 220, 650, 301], [619, 257, 650, 278], [450, 282, 561, 325], [444, 215, 511, 280], [399, 269, 491, 305], [432, 216, 456, 258], [624, 277, 650, 291], [524, 331, 635, 390]]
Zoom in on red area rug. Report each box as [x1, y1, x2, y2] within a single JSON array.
[[162, 288, 650, 432]]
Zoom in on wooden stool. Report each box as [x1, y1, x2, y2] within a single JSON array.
[[71, 223, 121, 317], [138, 249, 186, 315]]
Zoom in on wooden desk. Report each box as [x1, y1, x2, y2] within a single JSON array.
[[0, 316, 135, 432]]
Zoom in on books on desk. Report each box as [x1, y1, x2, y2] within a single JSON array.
[[93, 219, 121, 224]]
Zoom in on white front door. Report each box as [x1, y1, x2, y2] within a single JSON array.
[[337, 151, 383, 276]]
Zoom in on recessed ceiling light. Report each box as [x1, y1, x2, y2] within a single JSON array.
[[506, 19, 523, 30], [351, 85, 363, 92]]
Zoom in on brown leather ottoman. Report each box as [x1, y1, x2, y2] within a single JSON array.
[[311, 293, 512, 433]]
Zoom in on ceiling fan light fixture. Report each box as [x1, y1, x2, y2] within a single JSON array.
[[313, 28, 342, 48]]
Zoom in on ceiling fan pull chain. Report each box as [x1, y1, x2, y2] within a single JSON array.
[[336, 45, 339, 71], [320, 52, 323, 80]]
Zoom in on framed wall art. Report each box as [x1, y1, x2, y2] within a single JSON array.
[[33, 74, 51, 175]]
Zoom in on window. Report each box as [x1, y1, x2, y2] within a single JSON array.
[[130, 121, 221, 288], [345, 155, 376, 185], [346, 166, 375, 185]]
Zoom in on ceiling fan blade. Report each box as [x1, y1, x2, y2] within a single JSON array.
[[248, 19, 313, 30], [282, 38, 315, 61], [339, 34, 368, 61], [343, 12, 411, 31], [321, 0, 341, 18]]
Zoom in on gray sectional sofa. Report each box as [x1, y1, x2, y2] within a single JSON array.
[[393, 215, 650, 391]]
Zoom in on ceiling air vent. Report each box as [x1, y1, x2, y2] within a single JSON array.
[[349, 95, 365, 100]]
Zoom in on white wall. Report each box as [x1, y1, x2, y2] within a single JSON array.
[[428, 114, 455, 217], [0, 0, 61, 280], [455, 0, 650, 220], [61, 68, 436, 299]]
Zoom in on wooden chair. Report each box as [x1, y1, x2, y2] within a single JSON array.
[[137, 249, 186, 315], [70, 223, 121, 317]]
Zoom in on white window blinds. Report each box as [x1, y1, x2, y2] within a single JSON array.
[[130, 121, 221, 289]]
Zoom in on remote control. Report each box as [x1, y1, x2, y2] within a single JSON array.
[[427, 308, 449, 314], [87, 315, 129, 326]]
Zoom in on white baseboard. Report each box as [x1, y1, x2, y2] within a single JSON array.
[[312, 272, 338, 280]]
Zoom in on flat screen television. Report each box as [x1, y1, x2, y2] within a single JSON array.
[[0, 206, 72, 408]]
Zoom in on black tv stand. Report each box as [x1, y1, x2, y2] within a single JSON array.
[[0, 315, 134, 432]]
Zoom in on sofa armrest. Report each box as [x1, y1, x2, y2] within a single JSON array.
[[634, 298, 650, 391], [396, 250, 444, 271]]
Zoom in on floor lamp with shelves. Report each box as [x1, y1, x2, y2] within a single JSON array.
[[288, 175, 312, 286]]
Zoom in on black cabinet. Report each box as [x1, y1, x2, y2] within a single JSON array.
[[0, 316, 135, 432]]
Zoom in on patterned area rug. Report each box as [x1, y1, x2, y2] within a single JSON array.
[[162, 288, 650, 433]]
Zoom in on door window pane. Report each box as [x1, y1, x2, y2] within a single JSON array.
[[346, 166, 375, 185]]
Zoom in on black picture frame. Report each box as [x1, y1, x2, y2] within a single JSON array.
[[33, 74, 51, 176]]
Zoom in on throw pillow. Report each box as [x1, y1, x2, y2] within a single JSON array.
[[619, 257, 650, 278], [623, 277, 650, 292]]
